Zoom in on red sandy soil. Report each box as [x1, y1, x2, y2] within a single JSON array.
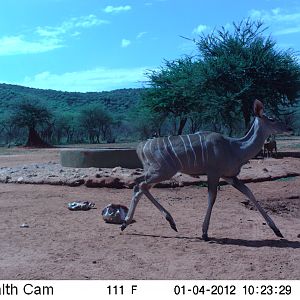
[[0, 146, 299, 280]]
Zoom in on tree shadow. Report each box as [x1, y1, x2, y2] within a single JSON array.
[[126, 233, 300, 249]]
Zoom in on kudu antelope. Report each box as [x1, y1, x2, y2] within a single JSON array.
[[264, 136, 277, 158], [121, 100, 290, 240]]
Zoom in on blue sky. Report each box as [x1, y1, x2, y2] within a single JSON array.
[[0, 0, 300, 92]]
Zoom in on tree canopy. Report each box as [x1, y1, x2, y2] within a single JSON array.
[[197, 19, 300, 129], [10, 101, 53, 147], [142, 19, 300, 134], [143, 57, 203, 135], [79, 105, 114, 143]]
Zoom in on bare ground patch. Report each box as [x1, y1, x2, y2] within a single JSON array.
[[0, 147, 299, 280]]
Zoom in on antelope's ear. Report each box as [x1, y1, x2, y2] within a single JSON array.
[[253, 99, 264, 118]]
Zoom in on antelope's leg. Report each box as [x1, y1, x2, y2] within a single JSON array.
[[223, 176, 283, 238], [141, 185, 178, 232], [121, 184, 143, 231], [202, 176, 219, 241]]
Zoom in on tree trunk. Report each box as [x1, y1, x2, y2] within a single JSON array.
[[177, 117, 187, 135], [26, 127, 51, 148]]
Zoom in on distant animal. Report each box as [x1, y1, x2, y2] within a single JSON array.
[[121, 100, 291, 241], [263, 136, 277, 158]]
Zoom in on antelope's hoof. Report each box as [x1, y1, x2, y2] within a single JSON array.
[[202, 233, 209, 241], [166, 215, 178, 232], [171, 223, 178, 232], [120, 223, 127, 231], [274, 228, 284, 238]]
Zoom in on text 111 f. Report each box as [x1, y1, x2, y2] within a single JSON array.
[[107, 285, 138, 295]]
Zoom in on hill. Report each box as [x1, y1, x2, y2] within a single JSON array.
[[0, 83, 142, 118]]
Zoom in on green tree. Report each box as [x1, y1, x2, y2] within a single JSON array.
[[130, 105, 167, 138], [0, 115, 21, 145], [79, 105, 113, 143], [196, 19, 300, 129], [10, 101, 53, 147], [143, 56, 203, 135], [52, 113, 80, 144]]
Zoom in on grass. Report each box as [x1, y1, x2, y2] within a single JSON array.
[[196, 182, 208, 188], [274, 176, 297, 182]]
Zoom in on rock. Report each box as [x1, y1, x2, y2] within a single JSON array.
[[122, 178, 136, 188], [85, 176, 125, 188], [0, 157, 299, 190], [20, 223, 29, 228], [85, 177, 106, 188], [17, 176, 24, 183], [102, 177, 124, 189], [66, 179, 85, 187], [130, 170, 143, 176], [112, 166, 122, 173]]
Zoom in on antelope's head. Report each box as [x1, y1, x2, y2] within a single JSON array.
[[253, 99, 292, 135]]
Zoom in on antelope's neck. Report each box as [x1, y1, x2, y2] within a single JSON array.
[[236, 118, 267, 164]]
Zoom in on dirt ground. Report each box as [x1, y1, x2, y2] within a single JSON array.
[[0, 144, 299, 280]]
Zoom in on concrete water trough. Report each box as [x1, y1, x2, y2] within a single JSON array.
[[60, 148, 142, 169]]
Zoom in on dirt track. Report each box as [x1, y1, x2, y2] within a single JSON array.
[[0, 147, 299, 280]]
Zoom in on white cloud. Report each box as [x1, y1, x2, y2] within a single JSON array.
[[249, 8, 300, 23], [71, 31, 81, 37], [21, 67, 150, 92], [0, 15, 109, 56], [136, 32, 147, 39], [223, 23, 232, 31], [275, 26, 300, 35], [192, 24, 209, 34], [121, 39, 131, 48], [73, 14, 108, 28], [249, 8, 300, 36], [36, 15, 109, 38], [0, 35, 63, 56], [103, 5, 132, 14], [249, 9, 264, 20]]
